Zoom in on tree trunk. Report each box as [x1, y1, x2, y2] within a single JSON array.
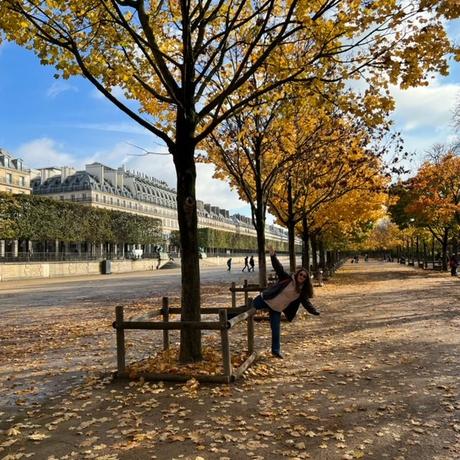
[[311, 233, 318, 273], [423, 240, 427, 268], [288, 218, 296, 273], [254, 206, 267, 288], [441, 227, 449, 271], [245, 139, 268, 287], [452, 235, 458, 256], [286, 177, 296, 272], [301, 215, 310, 269], [173, 117, 202, 363], [319, 238, 326, 270]]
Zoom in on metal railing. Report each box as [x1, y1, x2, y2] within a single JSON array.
[[0, 252, 162, 263]]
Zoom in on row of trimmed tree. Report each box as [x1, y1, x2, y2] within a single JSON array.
[[0, 193, 162, 245]]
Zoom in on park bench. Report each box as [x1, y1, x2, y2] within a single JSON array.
[[113, 298, 256, 383]]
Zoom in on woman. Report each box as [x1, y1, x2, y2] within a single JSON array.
[[253, 248, 320, 358]]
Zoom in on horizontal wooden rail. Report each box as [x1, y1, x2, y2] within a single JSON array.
[[229, 287, 262, 293], [128, 309, 163, 322], [113, 320, 223, 330], [159, 306, 250, 315], [227, 307, 256, 329]]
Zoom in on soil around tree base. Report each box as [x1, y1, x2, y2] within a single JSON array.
[[0, 260, 459, 459]]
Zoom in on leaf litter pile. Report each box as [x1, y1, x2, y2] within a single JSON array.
[[127, 340, 251, 379], [1, 261, 459, 459]]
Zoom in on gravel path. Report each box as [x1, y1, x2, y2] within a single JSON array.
[[1, 259, 459, 459]]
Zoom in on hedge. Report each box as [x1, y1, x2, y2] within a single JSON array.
[[171, 227, 290, 252], [0, 192, 162, 244]]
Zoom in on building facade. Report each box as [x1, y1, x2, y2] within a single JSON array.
[[0, 148, 31, 195], [31, 162, 288, 247]]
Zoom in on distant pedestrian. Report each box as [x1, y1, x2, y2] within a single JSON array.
[[242, 256, 249, 272], [156, 251, 161, 270], [449, 255, 458, 276], [364, 254, 368, 262], [227, 258, 232, 271], [249, 255, 255, 272]]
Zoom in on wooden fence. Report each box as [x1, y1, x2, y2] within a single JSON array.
[[113, 297, 257, 383]]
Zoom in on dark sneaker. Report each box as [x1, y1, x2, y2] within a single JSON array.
[[271, 351, 284, 359], [305, 304, 320, 316]]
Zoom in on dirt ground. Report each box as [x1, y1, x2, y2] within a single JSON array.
[[1, 260, 459, 460]]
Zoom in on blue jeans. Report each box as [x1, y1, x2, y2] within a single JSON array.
[[254, 295, 281, 354]]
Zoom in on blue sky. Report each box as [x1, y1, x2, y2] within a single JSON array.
[[0, 18, 459, 217]]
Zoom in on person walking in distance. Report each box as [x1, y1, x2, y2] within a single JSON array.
[[252, 247, 320, 358], [226, 258, 232, 272], [242, 256, 249, 272], [249, 255, 255, 272]]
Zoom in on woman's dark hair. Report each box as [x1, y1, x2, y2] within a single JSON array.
[[294, 268, 314, 297]]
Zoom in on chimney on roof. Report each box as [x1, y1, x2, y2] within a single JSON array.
[[61, 166, 76, 182]]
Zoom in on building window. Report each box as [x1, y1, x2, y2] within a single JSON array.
[[103, 196, 106, 203], [6, 173, 12, 184], [19, 176, 25, 186], [71, 194, 75, 201], [110, 197, 113, 204], [60, 195, 64, 200], [95, 194, 99, 202]]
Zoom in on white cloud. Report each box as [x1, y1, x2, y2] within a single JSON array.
[[196, 163, 244, 209], [46, 81, 78, 98], [124, 153, 248, 212], [390, 80, 459, 132], [71, 122, 151, 135], [16, 138, 76, 168], [390, 79, 460, 157]]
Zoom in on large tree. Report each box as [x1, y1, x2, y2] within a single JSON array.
[[0, 0, 456, 362]]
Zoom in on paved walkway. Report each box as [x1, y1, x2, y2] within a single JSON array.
[[0, 260, 459, 459]]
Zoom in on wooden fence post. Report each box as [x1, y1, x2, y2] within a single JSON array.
[[231, 282, 236, 309], [115, 305, 126, 375], [243, 279, 248, 306], [247, 297, 254, 354], [219, 309, 232, 378], [162, 297, 169, 351]]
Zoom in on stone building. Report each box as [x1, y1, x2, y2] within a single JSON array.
[[31, 162, 288, 249], [0, 148, 31, 195]]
